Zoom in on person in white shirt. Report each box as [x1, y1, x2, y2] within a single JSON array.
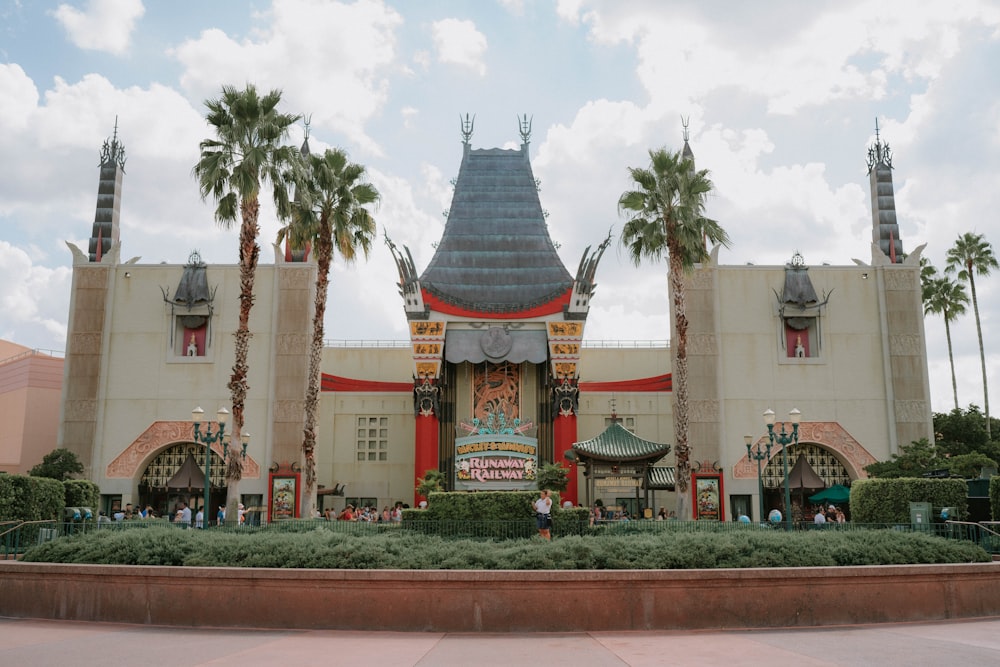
[[813, 508, 827, 526], [533, 489, 553, 541]]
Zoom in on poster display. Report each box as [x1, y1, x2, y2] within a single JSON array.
[[268, 473, 299, 522], [692, 473, 724, 521]]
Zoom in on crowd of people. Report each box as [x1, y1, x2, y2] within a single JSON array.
[[812, 504, 847, 525], [323, 501, 406, 523]]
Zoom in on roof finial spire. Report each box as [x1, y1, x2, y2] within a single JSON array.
[[867, 116, 892, 173], [681, 115, 690, 142], [518, 114, 532, 145], [303, 113, 312, 140], [460, 113, 475, 145]]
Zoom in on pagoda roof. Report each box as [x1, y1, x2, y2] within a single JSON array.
[[568, 421, 672, 463], [419, 145, 572, 314]]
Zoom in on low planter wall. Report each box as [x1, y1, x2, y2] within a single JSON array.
[[2, 562, 1000, 632]]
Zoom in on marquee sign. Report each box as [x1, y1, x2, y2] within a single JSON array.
[[454, 434, 537, 490]]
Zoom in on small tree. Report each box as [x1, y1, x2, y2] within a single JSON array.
[[416, 469, 446, 499], [864, 438, 940, 478], [536, 462, 569, 493], [29, 449, 84, 481]]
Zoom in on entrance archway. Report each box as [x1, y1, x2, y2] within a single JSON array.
[[138, 443, 227, 520]]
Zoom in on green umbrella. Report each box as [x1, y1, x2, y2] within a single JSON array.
[[808, 484, 850, 505]]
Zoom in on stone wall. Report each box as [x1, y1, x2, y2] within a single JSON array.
[[2, 562, 999, 631]]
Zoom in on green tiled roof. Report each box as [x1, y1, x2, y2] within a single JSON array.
[[419, 145, 572, 312], [645, 466, 675, 490], [570, 422, 672, 462]]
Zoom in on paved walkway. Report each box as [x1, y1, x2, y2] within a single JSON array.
[[3, 617, 1000, 666]]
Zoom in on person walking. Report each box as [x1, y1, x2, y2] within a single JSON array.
[[534, 489, 553, 540]]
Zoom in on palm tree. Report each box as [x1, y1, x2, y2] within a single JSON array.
[[193, 84, 302, 521], [619, 148, 730, 519], [946, 233, 998, 438], [278, 147, 379, 518], [923, 275, 969, 410]]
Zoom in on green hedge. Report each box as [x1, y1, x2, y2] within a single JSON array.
[[0, 474, 65, 521], [851, 478, 968, 523], [400, 490, 590, 539], [22, 525, 990, 569], [991, 477, 1000, 521], [64, 479, 100, 514]]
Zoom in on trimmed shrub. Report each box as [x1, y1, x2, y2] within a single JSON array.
[[402, 490, 576, 540], [851, 478, 968, 524], [21, 524, 990, 569], [0, 474, 64, 521], [64, 479, 100, 515]]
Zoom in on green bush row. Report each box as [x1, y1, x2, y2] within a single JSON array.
[[0, 475, 66, 522], [992, 477, 1000, 522], [22, 524, 989, 569], [0, 475, 100, 522], [850, 478, 968, 523]]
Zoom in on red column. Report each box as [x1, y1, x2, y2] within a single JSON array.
[[414, 413, 439, 506], [554, 413, 578, 505]]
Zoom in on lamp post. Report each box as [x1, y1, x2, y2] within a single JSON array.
[[744, 434, 771, 522], [191, 406, 229, 527], [764, 408, 800, 530]]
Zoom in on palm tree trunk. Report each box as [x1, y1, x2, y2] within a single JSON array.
[[300, 233, 333, 519], [225, 201, 260, 523], [668, 248, 691, 520], [944, 315, 959, 411], [968, 271, 991, 438]]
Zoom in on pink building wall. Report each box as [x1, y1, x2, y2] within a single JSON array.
[[0, 340, 63, 474]]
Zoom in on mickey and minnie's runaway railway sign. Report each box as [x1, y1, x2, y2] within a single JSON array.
[[454, 435, 537, 490]]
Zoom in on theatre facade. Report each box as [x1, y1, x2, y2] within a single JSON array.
[[58, 123, 932, 522]]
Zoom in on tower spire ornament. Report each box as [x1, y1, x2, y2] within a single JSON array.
[[460, 113, 475, 145], [866, 117, 893, 173], [518, 114, 532, 145]]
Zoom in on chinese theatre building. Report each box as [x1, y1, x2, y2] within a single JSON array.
[[59, 121, 932, 522]]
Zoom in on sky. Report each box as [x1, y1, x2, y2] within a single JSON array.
[[1, 0, 999, 416]]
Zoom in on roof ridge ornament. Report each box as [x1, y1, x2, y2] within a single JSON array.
[[866, 117, 892, 173], [460, 113, 475, 145], [518, 113, 532, 145], [100, 116, 127, 170]]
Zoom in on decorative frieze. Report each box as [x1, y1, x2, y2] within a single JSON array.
[[687, 333, 718, 356], [107, 420, 261, 479], [732, 422, 878, 480], [894, 400, 929, 423], [690, 268, 714, 290], [883, 269, 916, 291], [69, 332, 103, 354], [273, 400, 306, 422], [63, 400, 97, 421], [76, 267, 110, 289], [889, 334, 922, 356], [278, 267, 314, 289], [688, 400, 719, 422], [276, 333, 309, 355]]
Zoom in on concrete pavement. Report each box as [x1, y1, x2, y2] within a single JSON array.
[[3, 616, 1000, 666]]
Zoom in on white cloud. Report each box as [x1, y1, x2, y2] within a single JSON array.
[[171, 0, 402, 156], [498, 0, 525, 16], [430, 18, 488, 76], [0, 64, 38, 132], [0, 241, 72, 350], [401, 106, 418, 129], [52, 0, 144, 56]]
